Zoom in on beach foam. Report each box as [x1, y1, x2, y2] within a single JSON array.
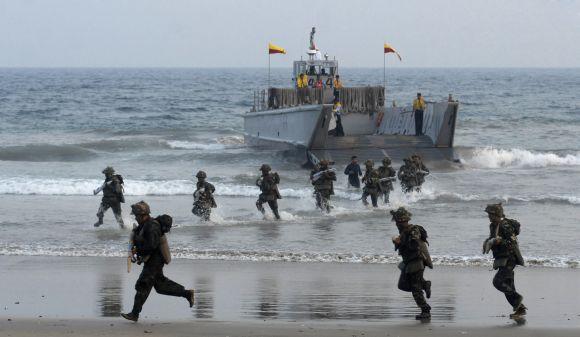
[[463, 147, 580, 169]]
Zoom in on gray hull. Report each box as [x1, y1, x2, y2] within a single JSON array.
[[243, 102, 459, 165]]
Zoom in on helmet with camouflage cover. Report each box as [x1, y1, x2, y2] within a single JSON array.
[[382, 157, 392, 165], [364, 159, 374, 167], [390, 207, 412, 222], [131, 201, 151, 215], [319, 159, 329, 167], [196, 170, 207, 179], [259, 164, 271, 172], [485, 203, 504, 218], [102, 166, 115, 175]]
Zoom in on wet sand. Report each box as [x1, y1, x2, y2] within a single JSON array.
[[0, 256, 579, 335]]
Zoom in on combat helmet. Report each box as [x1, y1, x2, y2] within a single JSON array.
[[319, 159, 329, 167], [390, 207, 412, 222], [382, 157, 392, 165], [365, 159, 374, 167], [131, 201, 151, 215], [485, 203, 504, 218], [259, 164, 271, 172], [102, 166, 115, 175], [196, 170, 207, 179]]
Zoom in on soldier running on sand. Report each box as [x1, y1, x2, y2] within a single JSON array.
[[483, 203, 527, 319], [256, 164, 282, 220], [391, 207, 433, 320], [93, 166, 125, 228]]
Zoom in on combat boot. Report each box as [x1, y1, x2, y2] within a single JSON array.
[[424, 280, 432, 299], [121, 312, 138, 322], [510, 304, 527, 318], [185, 289, 195, 308], [415, 310, 431, 320], [94, 217, 103, 227]]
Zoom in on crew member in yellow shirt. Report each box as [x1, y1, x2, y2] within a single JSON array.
[[412, 93, 426, 136]]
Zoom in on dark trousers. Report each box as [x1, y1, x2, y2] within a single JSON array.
[[131, 253, 187, 316], [315, 190, 331, 212], [256, 195, 280, 218], [398, 269, 430, 312], [348, 175, 360, 188], [362, 189, 378, 207], [493, 262, 523, 310], [192, 203, 211, 221], [414, 109, 424, 135], [97, 199, 123, 226]]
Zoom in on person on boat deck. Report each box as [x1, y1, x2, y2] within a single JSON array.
[[413, 93, 426, 136], [333, 75, 343, 89], [314, 75, 324, 89], [344, 156, 362, 188], [297, 73, 308, 89], [332, 98, 345, 137]]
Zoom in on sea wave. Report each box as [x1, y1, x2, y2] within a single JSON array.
[[165, 140, 227, 151], [462, 147, 580, 169], [0, 144, 96, 162], [0, 244, 577, 268]]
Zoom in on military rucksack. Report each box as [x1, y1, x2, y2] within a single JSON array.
[[156, 214, 173, 234], [412, 225, 429, 245], [413, 224, 433, 269]]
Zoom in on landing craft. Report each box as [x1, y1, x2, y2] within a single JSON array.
[[243, 28, 459, 166]]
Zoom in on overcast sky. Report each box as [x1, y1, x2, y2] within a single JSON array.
[[0, 0, 579, 68]]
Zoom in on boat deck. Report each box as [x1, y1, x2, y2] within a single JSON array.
[[309, 134, 455, 165]]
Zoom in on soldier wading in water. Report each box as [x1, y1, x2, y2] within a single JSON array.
[[310, 159, 336, 213], [361, 159, 380, 208], [391, 207, 433, 320], [122, 201, 194, 322], [482, 203, 527, 319], [192, 170, 217, 221], [256, 164, 282, 220], [93, 166, 125, 228], [377, 156, 396, 204]]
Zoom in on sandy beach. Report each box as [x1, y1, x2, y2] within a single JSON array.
[[0, 256, 579, 336]]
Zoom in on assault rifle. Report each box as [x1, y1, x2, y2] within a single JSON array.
[[93, 181, 112, 195], [127, 225, 136, 273], [379, 177, 397, 182], [311, 168, 336, 182], [193, 188, 205, 202]]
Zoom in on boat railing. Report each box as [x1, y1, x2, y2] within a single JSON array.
[[252, 86, 385, 113]]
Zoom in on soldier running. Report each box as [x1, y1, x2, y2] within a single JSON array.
[[361, 159, 380, 207], [411, 154, 430, 188], [256, 164, 282, 220], [483, 203, 527, 319], [397, 158, 418, 193], [192, 170, 217, 221], [377, 157, 396, 204], [310, 160, 336, 213], [121, 201, 194, 322], [391, 207, 433, 320], [93, 166, 125, 228]]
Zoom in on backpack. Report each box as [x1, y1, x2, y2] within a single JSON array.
[[413, 225, 429, 245], [156, 214, 173, 234]]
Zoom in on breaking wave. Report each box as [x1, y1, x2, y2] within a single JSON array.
[[462, 147, 580, 169], [0, 244, 577, 268], [165, 141, 226, 151]]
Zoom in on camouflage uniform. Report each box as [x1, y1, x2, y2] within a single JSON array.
[[256, 164, 282, 220], [123, 201, 193, 322], [411, 154, 429, 188], [397, 158, 418, 193], [192, 171, 217, 221], [377, 157, 396, 204], [391, 207, 432, 320], [95, 167, 125, 228], [310, 160, 336, 213], [484, 204, 526, 316], [361, 160, 380, 207]]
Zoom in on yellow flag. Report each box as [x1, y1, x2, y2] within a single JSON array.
[[268, 43, 286, 54], [384, 43, 402, 61]]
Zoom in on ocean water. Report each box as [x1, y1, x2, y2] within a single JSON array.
[[0, 67, 579, 268]]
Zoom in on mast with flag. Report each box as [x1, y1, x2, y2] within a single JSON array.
[[268, 43, 286, 89], [383, 42, 402, 93]]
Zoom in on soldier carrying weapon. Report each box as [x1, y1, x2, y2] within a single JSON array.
[[93, 166, 125, 228], [377, 156, 397, 204], [256, 164, 282, 220], [192, 170, 217, 221], [310, 160, 336, 213]]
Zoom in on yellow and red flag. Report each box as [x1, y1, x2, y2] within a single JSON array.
[[384, 43, 402, 61], [268, 43, 286, 55]]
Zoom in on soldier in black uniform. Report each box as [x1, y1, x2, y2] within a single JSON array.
[[361, 160, 380, 208], [483, 203, 527, 318], [377, 157, 396, 204], [93, 166, 125, 228], [256, 164, 282, 220], [121, 201, 194, 322], [391, 207, 432, 320], [310, 160, 336, 213], [192, 170, 217, 221]]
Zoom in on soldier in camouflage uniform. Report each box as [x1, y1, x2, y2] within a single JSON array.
[[411, 154, 430, 188], [377, 156, 396, 204], [310, 160, 336, 213], [391, 207, 433, 320], [93, 166, 125, 228], [361, 160, 380, 207], [121, 201, 194, 322], [397, 158, 418, 193], [192, 170, 217, 221], [483, 203, 527, 318], [256, 164, 282, 220]]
